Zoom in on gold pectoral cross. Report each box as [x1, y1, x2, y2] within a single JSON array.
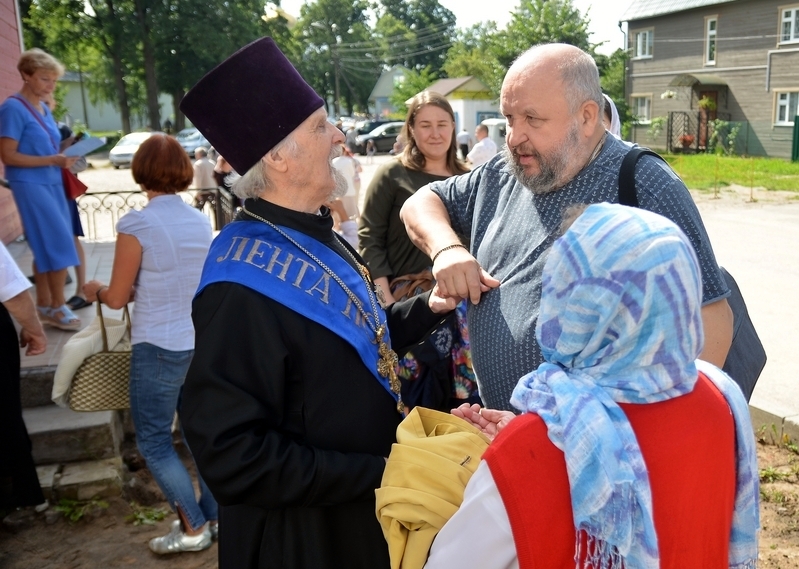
[[375, 326, 404, 414]]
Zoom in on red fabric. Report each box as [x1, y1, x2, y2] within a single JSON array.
[[484, 373, 736, 569]]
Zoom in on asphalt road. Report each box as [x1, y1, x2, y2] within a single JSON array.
[[695, 200, 799, 422]]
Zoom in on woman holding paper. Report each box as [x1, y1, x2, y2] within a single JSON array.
[[0, 48, 81, 330]]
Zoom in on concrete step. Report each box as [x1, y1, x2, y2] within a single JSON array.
[[20, 365, 56, 408], [36, 458, 124, 502], [22, 404, 123, 465]]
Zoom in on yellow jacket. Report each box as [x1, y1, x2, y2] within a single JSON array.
[[375, 407, 491, 569]]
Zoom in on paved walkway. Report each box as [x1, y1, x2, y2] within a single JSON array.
[[694, 199, 799, 434], [9, 238, 120, 369]]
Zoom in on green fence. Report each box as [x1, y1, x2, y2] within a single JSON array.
[[793, 116, 799, 162]]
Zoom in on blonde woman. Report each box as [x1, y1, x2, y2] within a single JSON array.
[[358, 92, 478, 412], [0, 49, 81, 330]]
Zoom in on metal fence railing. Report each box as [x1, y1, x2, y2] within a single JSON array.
[[76, 187, 240, 241]]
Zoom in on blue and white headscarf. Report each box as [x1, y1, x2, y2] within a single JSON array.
[[510, 203, 759, 569]]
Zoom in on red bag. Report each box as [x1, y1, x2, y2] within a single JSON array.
[[62, 168, 88, 200]]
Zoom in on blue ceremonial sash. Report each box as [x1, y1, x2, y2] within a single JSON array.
[[196, 220, 397, 403]]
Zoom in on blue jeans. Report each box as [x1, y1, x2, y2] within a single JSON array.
[[129, 342, 218, 530]]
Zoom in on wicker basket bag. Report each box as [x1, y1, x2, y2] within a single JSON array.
[[68, 303, 132, 412]]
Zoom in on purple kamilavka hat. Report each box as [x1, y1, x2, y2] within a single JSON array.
[[180, 37, 324, 174]]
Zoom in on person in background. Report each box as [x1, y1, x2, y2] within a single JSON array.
[[366, 138, 376, 164], [425, 204, 759, 569], [359, 91, 478, 413], [192, 146, 217, 211], [331, 145, 362, 220], [0, 241, 48, 512], [400, 43, 732, 413], [456, 127, 472, 160], [178, 37, 455, 569], [466, 123, 498, 168], [42, 93, 90, 311], [345, 125, 358, 153], [83, 134, 216, 555], [0, 48, 81, 330], [603, 93, 621, 138]]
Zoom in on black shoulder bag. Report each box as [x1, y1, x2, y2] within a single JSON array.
[[618, 147, 766, 401]]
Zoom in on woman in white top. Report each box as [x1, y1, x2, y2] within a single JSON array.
[[84, 134, 217, 555]]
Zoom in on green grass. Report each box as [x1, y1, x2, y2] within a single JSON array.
[[659, 154, 799, 193]]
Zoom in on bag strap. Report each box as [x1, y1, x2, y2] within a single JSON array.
[[618, 147, 665, 207], [10, 94, 60, 153], [94, 301, 131, 352]]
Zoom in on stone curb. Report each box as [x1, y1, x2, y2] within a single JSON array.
[[749, 404, 799, 445]]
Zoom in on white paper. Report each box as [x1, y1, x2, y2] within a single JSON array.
[[63, 136, 106, 157]]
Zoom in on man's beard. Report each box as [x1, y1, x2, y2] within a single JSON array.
[[327, 146, 348, 201], [503, 122, 580, 195]]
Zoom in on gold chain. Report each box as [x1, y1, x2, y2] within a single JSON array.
[[242, 207, 403, 414]]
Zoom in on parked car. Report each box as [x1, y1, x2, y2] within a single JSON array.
[[354, 119, 394, 136], [354, 122, 405, 154], [175, 127, 210, 158], [108, 131, 165, 169]]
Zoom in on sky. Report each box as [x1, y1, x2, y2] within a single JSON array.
[[278, 0, 632, 55]]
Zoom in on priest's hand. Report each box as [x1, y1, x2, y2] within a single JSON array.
[[452, 403, 515, 442], [427, 283, 459, 313]]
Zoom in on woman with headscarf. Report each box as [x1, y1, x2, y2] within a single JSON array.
[[0, 49, 81, 330], [425, 203, 759, 569], [358, 91, 477, 412], [603, 93, 622, 138]]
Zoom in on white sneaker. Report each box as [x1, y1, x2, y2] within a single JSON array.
[[148, 519, 212, 554]]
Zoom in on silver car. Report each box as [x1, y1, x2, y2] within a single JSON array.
[[176, 127, 211, 158], [108, 132, 165, 169]]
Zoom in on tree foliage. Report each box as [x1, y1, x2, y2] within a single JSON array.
[[388, 66, 438, 111], [19, 0, 619, 130], [492, 0, 593, 70]]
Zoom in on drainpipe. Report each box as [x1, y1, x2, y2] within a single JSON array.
[[619, 19, 629, 140], [14, 0, 24, 50], [766, 47, 799, 91]]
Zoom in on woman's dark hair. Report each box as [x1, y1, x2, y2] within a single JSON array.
[[399, 91, 468, 175], [131, 134, 194, 193]]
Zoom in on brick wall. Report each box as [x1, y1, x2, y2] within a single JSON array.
[[0, 0, 22, 244]]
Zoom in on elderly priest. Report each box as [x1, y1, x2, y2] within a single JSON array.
[[179, 37, 456, 569]]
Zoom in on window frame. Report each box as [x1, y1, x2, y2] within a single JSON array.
[[780, 5, 799, 44], [631, 94, 653, 124], [632, 28, 654, 59], [775, 91, 799, 125], [705, 16, 718, 65]]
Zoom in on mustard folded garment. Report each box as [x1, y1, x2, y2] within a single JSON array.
[[375, 407, 491, 569]]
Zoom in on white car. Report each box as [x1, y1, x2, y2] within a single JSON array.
[[108, 132, 165, 169]]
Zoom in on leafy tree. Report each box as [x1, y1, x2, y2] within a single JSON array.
[[442, 23, 504, 98], [491, 0, 593, 70], [375, 0, 456, 74], [595, 48, 631, 135], [155, 0, 270, 130], [291, 0, 376, 117], [388, 66, 438, 111]]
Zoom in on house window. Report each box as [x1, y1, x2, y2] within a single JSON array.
[[632, 96, 652, 123], [634, 29, 653, 58], [776, 92, 799, 124], [706, 17, 717, 64], [781, 7, 799, 43]]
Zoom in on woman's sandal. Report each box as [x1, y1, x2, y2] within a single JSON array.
[[66, 295, 92, 310], [42, 304, 82, 331]]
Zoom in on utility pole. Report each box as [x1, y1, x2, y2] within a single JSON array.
[[332, 43, 341, 118]]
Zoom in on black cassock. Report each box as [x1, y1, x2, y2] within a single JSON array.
[[182, 198, 444, 569]]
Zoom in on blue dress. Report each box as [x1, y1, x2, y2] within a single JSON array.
[[0, 96, 78, 272]]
